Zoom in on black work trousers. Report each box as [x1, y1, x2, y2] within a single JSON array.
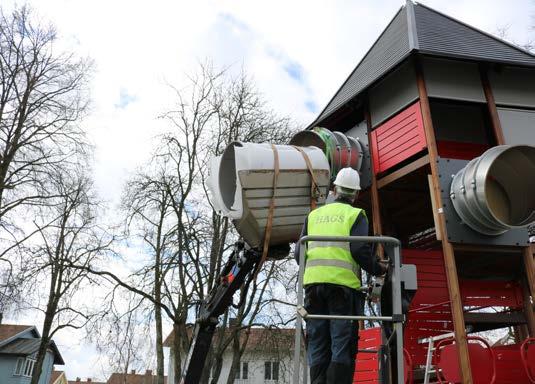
[[304, 283, 364, 384]]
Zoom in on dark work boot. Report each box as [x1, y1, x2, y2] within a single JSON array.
[[326, 362, 353, 384], [310, 363, 328, 384]]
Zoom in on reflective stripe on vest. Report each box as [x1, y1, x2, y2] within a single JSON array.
[[305, 258, 359, 275], [308, 241, 351, 252], [304, 202, 366, 290]]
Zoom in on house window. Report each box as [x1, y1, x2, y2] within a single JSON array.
[[23, 358, 36, 377], [236, 361, 249, 380], [14, 357, 25, 375], [264, 361, 279, 381], [13, 357, 36, 377]]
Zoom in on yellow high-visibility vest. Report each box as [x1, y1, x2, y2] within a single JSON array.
[[304, 202, 365, 289]]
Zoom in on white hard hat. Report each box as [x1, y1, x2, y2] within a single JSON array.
[[333, 167, 361, 191]]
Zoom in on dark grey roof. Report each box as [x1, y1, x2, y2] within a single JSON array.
[[413, 4, 535, 65], [311, 1, 535, 126], [0, 338, 65, 365]]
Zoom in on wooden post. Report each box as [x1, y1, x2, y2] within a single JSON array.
[[480, 65, 506, 145], [364, 107, 384, 241], [362, 105, 383, 333], [415, 57, 474, 384], [523, 246, 535, 336]]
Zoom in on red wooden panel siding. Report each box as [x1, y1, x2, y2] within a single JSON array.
[[437, 140, 490, 160], [354, 327, 381, 383], [460, 280, 524, 309], [370, 102, 427, 174]]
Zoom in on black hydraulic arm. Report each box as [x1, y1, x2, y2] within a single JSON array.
[[180, 242, 261, 384]]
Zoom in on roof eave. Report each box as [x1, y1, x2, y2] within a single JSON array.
[[50, 340, 65, 365], [418, 49, 535, 68], [0, 326, 37, 348]]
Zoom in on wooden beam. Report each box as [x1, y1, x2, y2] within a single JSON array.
[[464, 311, 526, 325], [428, 175, 442, 241], [364, 107, 384, 243], [377, 154, 430, 189], [453, 243, 522, 255], [479, 65, 505, 145], [415, 57, 474, 384], [362, 105, 383, 330], [464, 311, 527, 333], [523, 246, 535, 336]]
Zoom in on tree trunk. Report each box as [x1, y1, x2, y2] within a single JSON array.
[[209, 355, 224, 384], [155, 290, 165, 384], [154, 255, 165, 382], [225, 333, 241, 384], [173, 322, 182, 384], [30, 296, 56, 384]]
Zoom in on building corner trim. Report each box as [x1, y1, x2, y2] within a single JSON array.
[[406, 0, 419, 51]]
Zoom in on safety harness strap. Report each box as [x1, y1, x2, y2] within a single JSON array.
[[292, 145, 322, 210], [255, 144, 279, 278]]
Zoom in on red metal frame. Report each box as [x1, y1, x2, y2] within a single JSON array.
[[403, 348, 413, 384], [434, 336, 496, 384], [493, 343, 531, 383], [521, 338, 535, 383], [356, 249, 530, 383], [369, 102, 427, 174]]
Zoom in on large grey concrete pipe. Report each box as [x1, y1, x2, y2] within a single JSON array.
[[450, 145, 535, 235], [208, 129, 368, 250]]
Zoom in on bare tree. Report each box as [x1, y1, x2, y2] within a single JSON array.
[[120, 162, 182, 384], [72, 63, 297, 384], [24, 168, 112, 384], [89, 288, 152, 378], [158, 65, 297, 384], [495, 22, 535, 52], [0, 5, 91, 310]]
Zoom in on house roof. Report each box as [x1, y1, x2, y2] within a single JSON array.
[[50, 370, 67, 384], [0, 323, 64, 365], [163, 327, 295, 352], [0, 337, 42, 354], [106, 371, 167, 384], [67, 379, 106, 384], [67, 379, 105, 384], [311, 0, 535, 127], [0, 324, 35, 345], [0, 337, 65, 365]]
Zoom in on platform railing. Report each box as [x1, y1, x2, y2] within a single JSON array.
[[292, 235, 404, 384]]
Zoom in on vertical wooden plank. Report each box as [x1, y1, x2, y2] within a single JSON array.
[[363, 105, 383, 330], [523, 246, 535, 336], [364, 106, 384, 242], [427, 175, 442, 241], [479, 65, 506, 145], [415, 57, 474, 384]]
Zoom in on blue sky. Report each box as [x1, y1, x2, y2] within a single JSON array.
[[3, 0, 535, 380]]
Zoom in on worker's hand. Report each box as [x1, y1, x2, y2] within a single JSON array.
[[377, 257, 390, 275]]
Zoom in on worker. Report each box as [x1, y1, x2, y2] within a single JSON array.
[[294, 167, 388, 384]]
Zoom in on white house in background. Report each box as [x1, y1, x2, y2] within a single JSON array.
[[164, 327, 304, 384]]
